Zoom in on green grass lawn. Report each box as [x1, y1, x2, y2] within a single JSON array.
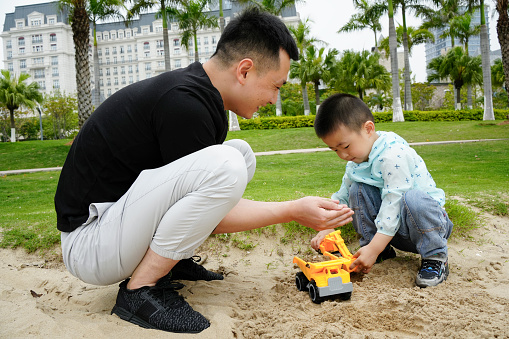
[[1, 120, 508, 253]]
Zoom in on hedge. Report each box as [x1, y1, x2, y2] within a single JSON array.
[[238, 109, 509, 130]]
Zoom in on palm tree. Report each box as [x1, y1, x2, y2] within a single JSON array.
[[427, 46, 482, 109], [465, 0, 493, 120], [444, 13, 480, 108], [338, 0, 383, 51], [302, 46, 338, 110], [387, 0, 404, 121], [0, 70, 43, 142], [419, 0, 461, 48], [379, 25, 434, 56], [495, 0, 509, 108], [129, 0, 182, 72], [288, 19, 321, 115], [89, 0, 127, 108], [492, 58, 508, 107], [235, 0, 299, 116], [332, 49, 390, 100], [164, 0, 219, 63], [59, 0, 93, 128]]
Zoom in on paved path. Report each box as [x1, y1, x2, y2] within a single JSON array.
[[1, 138, 507, 176]]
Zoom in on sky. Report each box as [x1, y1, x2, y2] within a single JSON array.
[[0, 0, 502, 83]]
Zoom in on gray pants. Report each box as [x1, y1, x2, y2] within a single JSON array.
[[61, 140, 256, 286]]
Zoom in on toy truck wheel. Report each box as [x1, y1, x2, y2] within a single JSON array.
[[295, 272, 309, 291], [308, 281, 323, 304], [339, 292, 352, 301]]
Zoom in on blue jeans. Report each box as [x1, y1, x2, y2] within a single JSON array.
[[348, 182, 453, 259]]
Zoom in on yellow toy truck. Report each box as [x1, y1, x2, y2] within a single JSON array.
[[293, 230, 355, 303]]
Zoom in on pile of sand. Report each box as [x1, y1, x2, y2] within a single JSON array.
[[1, 209, 508, 338]]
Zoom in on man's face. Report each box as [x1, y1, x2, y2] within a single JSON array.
[[234, 49, 291, 119]]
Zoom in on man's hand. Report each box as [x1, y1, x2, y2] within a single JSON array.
[[291, 197, 354, 232]]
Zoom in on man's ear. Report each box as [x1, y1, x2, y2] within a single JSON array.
[[236, 58, 254, 85]]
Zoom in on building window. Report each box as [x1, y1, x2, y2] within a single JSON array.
[[33, 45, 43, 53], [31, 19, 42, 26], [158, 60, 164, 67], [113, 57, 118, 64], [173, 39, 179, 46], [106, 58, 110, 65], [145, 62, 151, 71], [33, 57, 44, 65], [51, 44, 57, 51], [204, 37, 208, 45], [49, 18, 55, 24], [51, 56, 58, 65], [129, 76, 133, 84], [106, 68, 111, 76], [34, 69, 45, 79], [127, 45, 132, 53], [53, 80, 60, 89], [8, 63, 13, 71], [37, 81, 46, 89], [144, 42, 150, 50], [128, 65, 133, 73], [157, 40, 164, 48], [52, 67, 59, 76], [121, 66, 125, 74], [156, 26, 163, 32], [7, 51, 12, 59], [121, 56, 125, 63], [121, 76, 126, 84], [114, 78, 119, 85], [19, 47, 25, 54], [197, 37, 200, 45], [126, 31, 131, 38], [18, 37, 25, 46], [128, 55, 133, 62], [119, 32, 124, 38], [174, 48, 180, 55], [174, 59, 181, 68], [105, 48, 110, 55], [50, 34, 57, 42], [20, 59, 26, 69], [17, 21, 23, 28], [6, 40, 12, 49], [157, 49, 164, 56], [120, 46, 124, 54], [113, 47, 117, 54], [32, 34, 43, 44], [143, 28, 149, 34], [144, 51, 150, 58], [113, 67, 118, 75], [108, 89, 112, 96], [107, 78, 111, 86], [212, 36, 216, 44]]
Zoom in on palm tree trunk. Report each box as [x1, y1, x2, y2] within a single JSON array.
[[276, 92, 283, 116], [401, 6, 413, 111], [302, 82, 310, 115], [161, 0, 171, 71], [467, 85, 473, 108], [388, 0, 404, 122], [479, 2, 494, 120], [314, 81, 320, 112], [93, 23, 102, 108], [496, 0, 509, 108], [9, 108, 16, 142], [71, 0, 93, 129]]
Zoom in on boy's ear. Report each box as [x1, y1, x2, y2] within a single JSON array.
[[364, 121, 376, 135], [236, 58, 254, 85]]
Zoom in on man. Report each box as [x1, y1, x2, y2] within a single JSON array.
[[55, 8, 354, 333]]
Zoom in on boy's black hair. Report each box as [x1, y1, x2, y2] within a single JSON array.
[[314, 93, 375, 138], [212, 7, 298, 73]]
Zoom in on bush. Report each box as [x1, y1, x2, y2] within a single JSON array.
[[238, 109, 509, 130]]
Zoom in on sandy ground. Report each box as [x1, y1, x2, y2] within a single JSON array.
[[1, 207, 508, 339]]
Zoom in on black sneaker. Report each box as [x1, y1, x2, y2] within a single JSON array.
[[415, 258, 449, 288], [376, 246, 397, 263], [169, 255, 224, 281], [111, 279, 210, 333]]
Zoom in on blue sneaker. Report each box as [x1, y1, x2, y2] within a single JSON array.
[[415, 257, 449, 288]]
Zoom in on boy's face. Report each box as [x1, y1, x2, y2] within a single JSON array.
[[321, 122, 378, 164]]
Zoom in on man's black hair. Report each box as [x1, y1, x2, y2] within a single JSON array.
[[212, 7, 298, 72], [314, 93, 375, 138]]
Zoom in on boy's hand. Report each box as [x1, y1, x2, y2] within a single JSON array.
[[349, 245, 379, 274], [310, 229, 335, 250], [291, 197, 354, 231]]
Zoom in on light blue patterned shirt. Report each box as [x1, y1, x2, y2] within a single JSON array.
[[331, 131, 445, 236]]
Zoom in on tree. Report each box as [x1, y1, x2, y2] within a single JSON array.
[[419, 0, 461, 48], [288, 19, 321, 115], [60, 0, 93, 128], [303, 46, 338, 110], [332, 50, 390, 100], [495, 0, 509, 109], [129, 0, 182, 72], [164, 0, 219, 63], [491, 58, 508, 108], [44, 91, 79, 139], [427, 46, 482, 109], [0, 70, 43, 142], [387, 0, 404, 121], [89, 0, 127, 108], [338, 0, 383, 51], [464, 0, 493, 119], [441, 12, 480, 108]]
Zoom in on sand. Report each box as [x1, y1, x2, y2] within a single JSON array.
[[1, 206, 508, 339]]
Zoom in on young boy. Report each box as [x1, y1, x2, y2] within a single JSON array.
[[311, 93, 453, 288]]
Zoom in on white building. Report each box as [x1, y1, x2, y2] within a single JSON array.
[[2, 1, 300, 106]]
